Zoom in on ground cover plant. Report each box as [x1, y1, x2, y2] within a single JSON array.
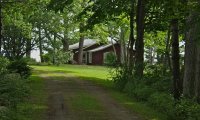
[[111, 64, 200, 120], [0, 57, 31, 120]]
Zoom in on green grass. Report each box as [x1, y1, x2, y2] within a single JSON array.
[[69, 92, 108, 120], [30, 64, 167, 120], [15, 71, 48, 120], [71, 92, 102, 110], [110, 91, 168, 120], [32, 64, 110, 79]]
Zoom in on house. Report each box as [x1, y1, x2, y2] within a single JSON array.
[[69, 39, 121, 65]]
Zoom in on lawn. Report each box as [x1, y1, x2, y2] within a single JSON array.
[[32, 64, 109, 79], [26, 65, 167, 120]]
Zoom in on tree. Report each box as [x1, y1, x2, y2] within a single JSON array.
[[2, 2, 33, 60], [134, 0, 146, 78], [171, 19, 181, 100], [183, 1, 200, 102]]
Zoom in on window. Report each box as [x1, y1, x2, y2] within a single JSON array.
[[89, 52, 92, 63], [82, 52, 87, 64]]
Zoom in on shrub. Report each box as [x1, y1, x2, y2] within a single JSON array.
[[42, 54, 51, 63], [0, 74, 30, 108], [54, 50, 71, 65], [111, 65, 134, 91], [133, 84, 155, 101], [0, 57, 9, 75], [148, 92, 175, 118], [111, 63, 200, 120], [104, 52, 117, 66], [143, 64, 172, 92], [43, 50, 71, 65], [7, 59, 32, 78], [0, 106, 9, 120], [173, 99, 200, 120], [23, 57, 38, 65]]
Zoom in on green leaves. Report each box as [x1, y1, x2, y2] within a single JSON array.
[[0, 57, 9, 75], [48, 0, 74, 12]]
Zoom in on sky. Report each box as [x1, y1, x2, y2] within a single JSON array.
[[31, 49, 40, 62]]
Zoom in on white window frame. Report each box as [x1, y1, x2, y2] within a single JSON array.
[[88, 52, 92, 63], [103, 52, 110, 64], [82, 52, 87, 64]]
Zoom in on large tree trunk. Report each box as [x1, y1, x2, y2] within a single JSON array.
[[62, 34, 69, 52], [0, 4, 2, 54], [195, 46, 200, 102], [171, 19, 181, 100], [78, 23, 84, 64], [26, 39, 31, 58], [128, 0, 135, 67], [183, 12, 200, 102], [38, 26, 44, 62], [62, 18, 69, 52], [120, 27, 126, 64], [135, 0, 145, 78]]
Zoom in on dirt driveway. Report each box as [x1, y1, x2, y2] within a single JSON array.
[[40, 73, 141, 120]]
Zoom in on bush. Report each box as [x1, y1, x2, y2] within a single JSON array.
[[7, 59, 32, 78], [0, 73, 30, 120], [42, 54, 51, 63], [0, 57, 9, 75], [0, 74, 30, 108], [173, 99, 200, 120], [0, 106, 9, 120], [111, 63, 200, 120], [23, 57, 38, 65], [111, 65, 134, 91], [133, 84, 155, 101], [54, 50, 71, 65], [0, 57, 31, 120], [143, 64, 172, 92], [104, 52, 117, 66], [147, 93, 200, 120], [43, 50, 71, 65], [148, 93, 174, 115]]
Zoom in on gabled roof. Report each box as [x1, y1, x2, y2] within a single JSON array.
[[88, 41, 117, 52], [69, 39, 97, 50]]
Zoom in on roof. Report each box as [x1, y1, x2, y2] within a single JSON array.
[[69, 39, 97, 50], [88, 42, 117, 52]]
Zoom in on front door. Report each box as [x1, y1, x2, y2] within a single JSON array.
[[82, 52, 87, 64]]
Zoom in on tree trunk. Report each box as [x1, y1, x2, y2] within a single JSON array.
[[171, 19, 181, 100], [135, 0, 145, 78], [164, 26, 172, 73], [149, 47, 154, 64], [195, 46, 200, 102], [183, 12, 200, 102], [62, 18, 69, 52], [26, 39, 31, 58], [120, 27, 126, 64], [128, 0, 135, 67], [52, 33, 57, 64], [0, 4, 2, 54], [38, 26, 44, 62], [62, 34, 69, 52], [78, 23, 84, 64]]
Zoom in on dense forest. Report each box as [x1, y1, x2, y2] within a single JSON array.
[[0, 0, 200, 119]]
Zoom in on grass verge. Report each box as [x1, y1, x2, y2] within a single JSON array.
[[15, 71, 48, 120]]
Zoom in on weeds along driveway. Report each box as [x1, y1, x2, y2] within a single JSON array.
[[38, 71, 141, 120]]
